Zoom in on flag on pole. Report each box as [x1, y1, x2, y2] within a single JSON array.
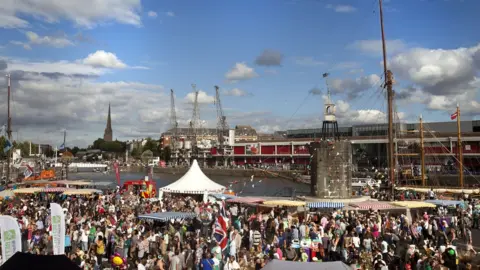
[[3, 139, 12, 154], [451, 112, 458, 120], [323, 72, 329, 78], [24, 165, 33, 178], [59, 143, 65, 150], [213, 215, 228, 251]]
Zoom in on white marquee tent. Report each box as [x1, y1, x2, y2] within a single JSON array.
[[160, 159, 226, 194]]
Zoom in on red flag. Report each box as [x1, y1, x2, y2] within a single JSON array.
[[113, 162, 121, 186], [451, 112, 458, 120]]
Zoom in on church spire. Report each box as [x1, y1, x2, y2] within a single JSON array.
[[107, 103, 112, 129], [104, 103, 113, 141]]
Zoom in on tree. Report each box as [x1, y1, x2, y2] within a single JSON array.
[[0, 136, 5, 159], [161, 146, 172, 163], [71, 146, 80, 156], [141, 150, 154, 163], [142, 138, 159, 156], [92, 138, 105, 150], [131, 147, 141, 158]]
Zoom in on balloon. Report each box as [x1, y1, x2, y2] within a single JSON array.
[[112, 256, 123, 266]]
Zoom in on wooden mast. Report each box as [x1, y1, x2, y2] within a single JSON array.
[[419, 115, 426, 186], [378, 0, 396, 195], [456, 105, 464, 188], [6, 74, 12, 183]]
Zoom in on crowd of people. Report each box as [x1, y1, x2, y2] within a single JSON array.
[[0, 185, 479, 270]]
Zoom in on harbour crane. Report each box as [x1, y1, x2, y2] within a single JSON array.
[[214, 86, 230, 166], [169, 89, 179, 164], [189, 84, 200, 161]]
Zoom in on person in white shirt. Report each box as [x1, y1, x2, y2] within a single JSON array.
[[223, 256, 240, 270]]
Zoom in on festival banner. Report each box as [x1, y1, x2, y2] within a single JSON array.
[[113, 162, 121, 186], [0, 215, 22, 261], [50, 203, 65, 255]]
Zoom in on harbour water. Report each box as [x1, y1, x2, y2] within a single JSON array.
[[69, 171, 310, 196]]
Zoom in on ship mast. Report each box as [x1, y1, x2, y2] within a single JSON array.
[[378, 0, 396, 195], [419, 115, 426, 186], [6, 74, 12, 183], [456, 105, 464, 187]]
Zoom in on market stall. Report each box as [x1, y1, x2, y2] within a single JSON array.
[[42, 187, 68, 193], [13, 187, 43, 194], [391, 201, 436, 208], [62, 189, 102, 195], [137, 212, 197, 222], [306, 202, 344, 209], [262, 200, 306, 207], [424, 200, 462, 207], [261, 257, 350, 269], [350, 201, 395, 210]]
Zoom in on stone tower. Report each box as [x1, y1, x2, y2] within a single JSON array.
[[309, 73, 352, 198], [103, 103, 113, 142]]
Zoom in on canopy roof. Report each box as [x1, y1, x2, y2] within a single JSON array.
[[0, 252, 81, 270], [160, 160, 226, 194], [424, 200, 463, 206], [307, 202, 344, 209], [138, 212, 197, 222], [391, 201, 436, 208], [262, 200, 306, 207], [350, 201, 394, 210], [261, 260, 349, 270]]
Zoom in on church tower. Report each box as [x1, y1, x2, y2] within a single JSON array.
[[103, 103, 113, 141]]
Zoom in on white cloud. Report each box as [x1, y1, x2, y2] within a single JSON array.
[[166, 11, 175, 17], [0, 13, 29, 28], [225, 62, 258, 82], [390, 43, 480, 115], [0, 0, 142, 29], [184, 90, 215, 104], [24, 31, 74, 48], [321, 95, 405, 125], [83, 50, 127, 69], [326, 4, 357, 13], [329, 74, 382, 99], [10, 41, 31, 50], [7, 59, 104, 76], [348, 39, 407, 55], [147, 11, 158, 18], [223, 88, 248, 97], [293, 57, 324, 67]]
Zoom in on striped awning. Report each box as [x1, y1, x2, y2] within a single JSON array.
[[350, 201, 394, 210], [62, 189, 103, 195], [307, 202, 344, 209], [137, 212, 197, 222], [42, 187, 68, 193]]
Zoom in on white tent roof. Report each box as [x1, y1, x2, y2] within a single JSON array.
[[160, 160, 226, 194]]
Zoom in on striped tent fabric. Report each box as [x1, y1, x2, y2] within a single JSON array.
[[42, 187, 68, 193], [350, 201, 394, 210], [307, 202, 344, 209], [137, 212, 197, 222]]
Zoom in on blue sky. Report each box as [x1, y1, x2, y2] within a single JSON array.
[[0, 0, 479, 146]]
